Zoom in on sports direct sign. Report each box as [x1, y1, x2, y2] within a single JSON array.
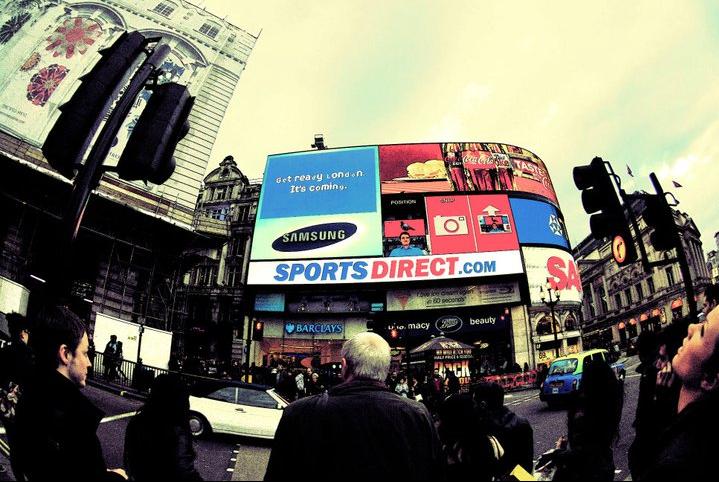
[[247, 251, 523, 285]]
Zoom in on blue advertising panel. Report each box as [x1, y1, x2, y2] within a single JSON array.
[[252, 147, 383, 260], [259, 147, 380, 219], [510, 198, 570, 249], [254, 293, 285, 312]]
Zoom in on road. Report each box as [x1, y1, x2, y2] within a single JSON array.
[[0, 357, 641, 481]]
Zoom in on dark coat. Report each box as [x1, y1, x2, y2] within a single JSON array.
[[487, 406, 534, 475], [264, 378, 444, 481], [12, 370, 124, 481], [0, 340, 34, 389], [638, 392, 719, 481], [124, 412, 203, 481]]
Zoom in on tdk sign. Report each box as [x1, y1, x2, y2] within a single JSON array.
[[272, 223, 357, 252]]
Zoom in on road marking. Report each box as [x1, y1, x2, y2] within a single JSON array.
[[101, 411, 138, 423], [0, 438, 10, 457], [626, 374, 641, 379]]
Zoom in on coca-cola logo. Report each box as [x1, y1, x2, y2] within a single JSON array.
[[435, 315, 463, 334]]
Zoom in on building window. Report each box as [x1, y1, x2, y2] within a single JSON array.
[[647, 276, 655, 294], [199, 23, 220, 39], [614, 293, 623, 310], [598, 286, 609, 313], [226, 265, 241, 287], [635, 283, 644, 301], [624, 288, 633, 305], [665, 267, 676, 286], [153, 2, 175, 16]]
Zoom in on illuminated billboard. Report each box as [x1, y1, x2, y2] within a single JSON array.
[[523, 247, 583, 304], [249, 142, 566, 288]]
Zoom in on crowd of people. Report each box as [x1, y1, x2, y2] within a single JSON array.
[[0, 283, 716, 480]]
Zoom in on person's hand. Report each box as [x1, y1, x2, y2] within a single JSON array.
[[555, 436, 568, 450], [656, 360, 676, 388], [108, 468, 127, 479]]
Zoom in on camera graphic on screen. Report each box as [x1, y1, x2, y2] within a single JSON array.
[[433, 215, 468, 236]]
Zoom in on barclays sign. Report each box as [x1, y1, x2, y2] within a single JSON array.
[[285, 322, 344, 336]]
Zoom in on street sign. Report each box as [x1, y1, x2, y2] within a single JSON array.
[[612, 235, 628, 264]]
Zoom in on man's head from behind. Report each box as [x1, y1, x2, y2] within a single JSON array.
[[6, 312, 30, 344], [340, 332, 391, 383], [30, 305, 91, 388]]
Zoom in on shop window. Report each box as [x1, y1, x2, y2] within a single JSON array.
[[199, 22, 220, 39]]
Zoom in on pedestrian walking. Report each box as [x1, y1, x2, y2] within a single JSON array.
[[547, 359, 623, 481], [103, 334, 119, 380], [0, 313, 34, 479], [13, 304, 126, 480], [124, 373, 202, 481], [637, 305, 719, 481], [264, 332, 443, 481], [473, 382, 534, 475], [394, 375, 409, 397]]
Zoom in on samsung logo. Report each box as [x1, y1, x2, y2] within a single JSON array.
[[435, 315, 463, 333], [273, 223, 357, 252]]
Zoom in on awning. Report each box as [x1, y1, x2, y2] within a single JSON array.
[[640, 313, 649, 322], [671, 298, 684, 309], [651, 308, 661, 317], [629, 318, 637, 325], [618, 322, 626, 330]]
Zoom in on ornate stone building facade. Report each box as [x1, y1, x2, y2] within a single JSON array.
[[574, 200, 711, 348]]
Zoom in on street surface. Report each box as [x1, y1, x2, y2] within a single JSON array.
[[0, 356, 640, 481]]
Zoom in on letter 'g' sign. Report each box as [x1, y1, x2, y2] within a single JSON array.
[[272, 223, 357, 252]]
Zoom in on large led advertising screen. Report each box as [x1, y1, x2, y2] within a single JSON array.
[[249, 142, 566, 286]]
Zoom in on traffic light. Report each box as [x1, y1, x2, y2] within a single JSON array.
[[43, 32, 147, 179], [117, 82, 194, 184], [252, 320, 264, 341], [642, 194, 677, 251], [573, 157, 637, 265]]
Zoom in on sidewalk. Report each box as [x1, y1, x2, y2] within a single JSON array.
[[87, 376, 148, 401], [231, 445, 270, 481]]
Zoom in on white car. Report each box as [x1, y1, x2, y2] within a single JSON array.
[[188, 381, 289, 439]]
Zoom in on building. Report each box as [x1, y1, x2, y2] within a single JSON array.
[[574, 199, 711, 348], [245, 142, 584, 384], [172, 156, 260, 366], [706, 232, 719, 284], [0, 0, 256, 363]]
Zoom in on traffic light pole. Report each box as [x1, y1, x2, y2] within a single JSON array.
[[648, 173, 698, 321], [51, 40, 169, 298]]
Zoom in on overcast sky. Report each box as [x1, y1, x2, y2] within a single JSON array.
[[202, 0, 719, 251]]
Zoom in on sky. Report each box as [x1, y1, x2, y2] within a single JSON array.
[[202, 0, 719, 252]]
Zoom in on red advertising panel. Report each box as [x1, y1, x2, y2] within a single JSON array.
[[511, 156, 558, 204], [379, 144, 452, 194], [425, 196, 476, 254], [467, 195, 519, 252], [383, 219, 426, 237]]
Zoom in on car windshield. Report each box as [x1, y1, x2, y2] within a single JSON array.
[[549, 359, 578, 375]]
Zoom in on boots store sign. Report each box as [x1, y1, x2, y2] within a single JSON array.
[[392, 310, 508, 337]]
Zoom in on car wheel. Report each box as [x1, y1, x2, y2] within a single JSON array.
[[189, 412, 211, 438]]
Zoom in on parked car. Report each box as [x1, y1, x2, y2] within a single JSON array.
[[539, 349, 625, 407], [188, 380, 289, 439]]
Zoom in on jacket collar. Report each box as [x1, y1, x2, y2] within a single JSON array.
[[40, 370, 105, 428], [328, 378, 389, 396]]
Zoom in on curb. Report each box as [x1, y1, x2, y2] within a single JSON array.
[[87, 378, 148, 401]]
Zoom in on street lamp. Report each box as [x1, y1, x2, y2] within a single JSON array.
[[540, 280, 561, 358]]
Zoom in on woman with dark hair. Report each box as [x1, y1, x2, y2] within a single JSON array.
[[550, 359, 624, 481], [124, 374, 202, 481]]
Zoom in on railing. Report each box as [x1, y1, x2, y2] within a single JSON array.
[[90, 352, 241, 395]]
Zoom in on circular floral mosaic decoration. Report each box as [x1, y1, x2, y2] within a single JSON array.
[[0, 13, 31, 44], [26, 64, 70, 107], [46, 17, 103, 59]]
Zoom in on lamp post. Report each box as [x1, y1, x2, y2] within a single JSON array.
[[540, 280, 561, 358]]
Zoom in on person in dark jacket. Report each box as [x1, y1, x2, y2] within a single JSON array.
[[638, 305, 719, 481], [473, 382, 534, 475], [0, 313, 34, 478], [124, 373, 202, 481], [551, 359, 623, 481], [264, 332, 443, 481], [13, 304, 126, 480], [445, 369, 460, 397]]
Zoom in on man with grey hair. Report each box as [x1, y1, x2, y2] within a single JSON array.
[[264, 332, 443, 481]]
